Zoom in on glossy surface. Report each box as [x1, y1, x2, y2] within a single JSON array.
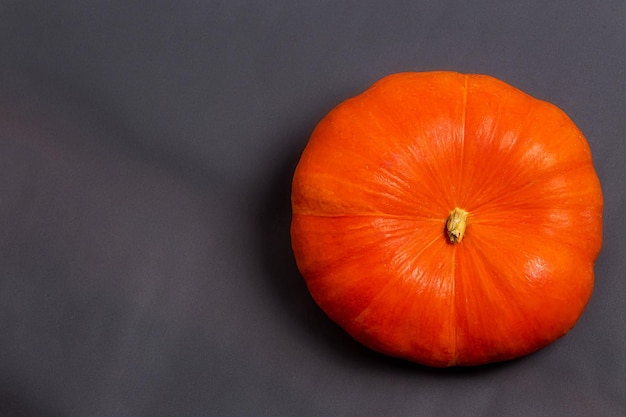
[[292, 72, 603, 367]]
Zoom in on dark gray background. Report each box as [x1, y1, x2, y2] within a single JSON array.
[[0, 1, 624, 416]]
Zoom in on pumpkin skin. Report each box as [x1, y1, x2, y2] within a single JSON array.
[[290, 71, 603, 367]]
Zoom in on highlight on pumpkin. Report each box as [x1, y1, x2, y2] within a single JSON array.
[[446, 207, 469, 244]]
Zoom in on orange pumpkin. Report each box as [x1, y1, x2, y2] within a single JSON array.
[[290, 71, 603, 367]]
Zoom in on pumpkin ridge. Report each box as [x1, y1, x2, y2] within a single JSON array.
[[450, 74, 467, 365], [449, 241, 458, 366], [351, 231, 455, 364], [457, 81, 536, 207], [402, 142, 458, 213], [466, 160, 598, 214], [294, 169, 448, 218], [457, 74, 469, 207], [352, 234, 441, 323], [292, 211, 444, 223], [456, 223, 593, 363], [453, 239, 523, 363], [460, 89, 591, 212]]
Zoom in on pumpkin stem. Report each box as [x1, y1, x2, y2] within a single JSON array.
[[446, 208, 469, 244]]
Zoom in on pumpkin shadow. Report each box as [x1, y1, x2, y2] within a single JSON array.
[[252, 130, 383, 363], [252, 135, 331, 330], [252, 129, 531, 377]]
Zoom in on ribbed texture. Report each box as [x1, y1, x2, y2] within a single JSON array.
[[291, 71, 603, 367]]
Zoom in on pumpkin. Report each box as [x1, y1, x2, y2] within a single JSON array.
[[290, 71, 603, 367]]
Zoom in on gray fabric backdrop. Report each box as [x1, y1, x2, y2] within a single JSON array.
[[0, 1, 624, 416]]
